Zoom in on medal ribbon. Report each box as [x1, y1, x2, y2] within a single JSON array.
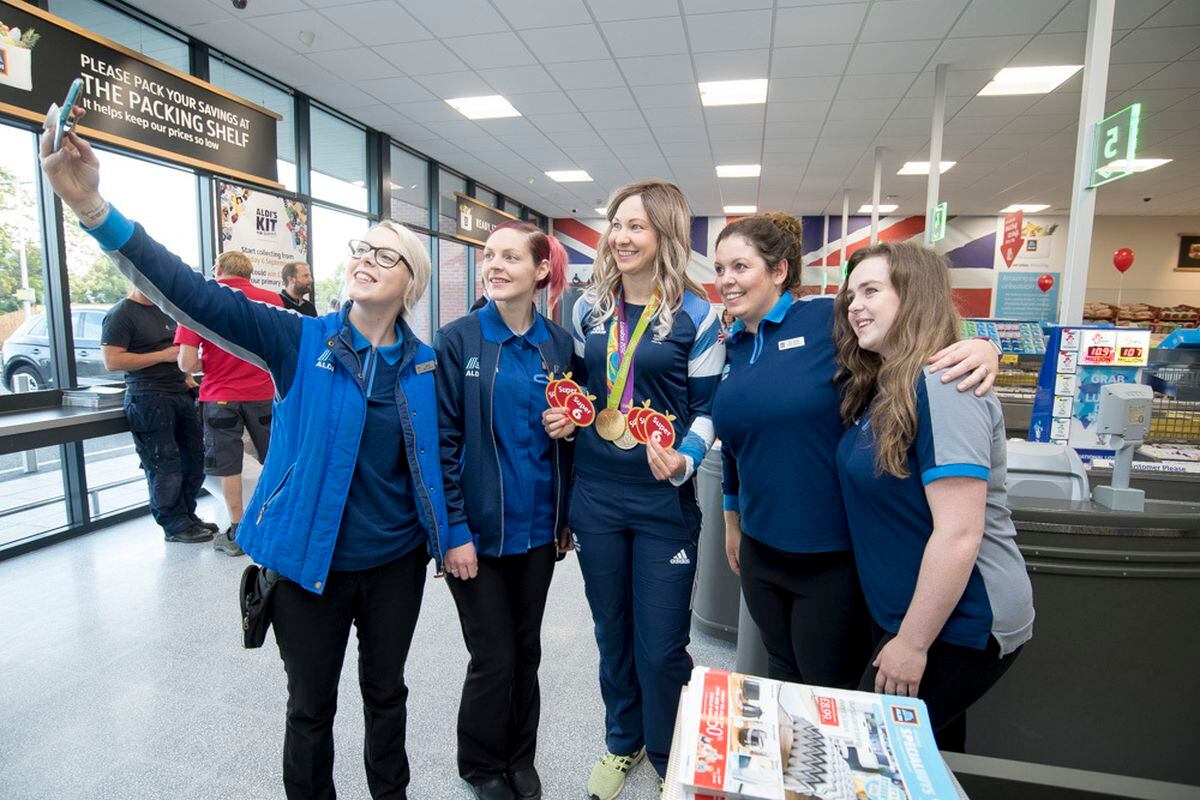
[[605, 289, 660, 413]]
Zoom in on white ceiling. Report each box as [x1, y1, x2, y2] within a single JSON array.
[[128, 0, 1200, 218]]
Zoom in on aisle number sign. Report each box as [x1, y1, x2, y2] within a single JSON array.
[[1090, 103, 1141, 188], [928, 201, 948, 244]]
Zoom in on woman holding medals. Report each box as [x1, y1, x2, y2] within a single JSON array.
[[434, 221, 573, 800], [712, 214, 1001, 692], [543, 181, 724, 799]]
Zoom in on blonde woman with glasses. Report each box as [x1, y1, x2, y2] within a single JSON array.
[[41, 106, 456, 799]]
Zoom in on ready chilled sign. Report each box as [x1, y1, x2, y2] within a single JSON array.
[[0, 0, 280, 187], [455, 193, 518, 246]]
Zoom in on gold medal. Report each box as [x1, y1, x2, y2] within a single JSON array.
[[613, 425, 638, 450], [596, 407, 627, 441]]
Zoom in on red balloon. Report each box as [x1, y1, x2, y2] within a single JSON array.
[[1037, 274, 1054, 293], [1113, 247, 1134, 273]]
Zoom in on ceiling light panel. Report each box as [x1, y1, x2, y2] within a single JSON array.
[[545, 170, 593, 182], [445, 95, 521, 120], [1000, 204, 1050, 213], [724, 204, 758, 214], [897, 161, 955, 175], [858, 204, 898, 213], [977, 66, 1082, 96], [699, 79, 768, 107], [716, 164, 762, 178]]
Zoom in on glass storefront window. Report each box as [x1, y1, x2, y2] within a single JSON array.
[[0, 445, 69, 548], [62, 148, 199, 389], [209, 58, 297, 192], [438, 238, 468, 328], [407, 233, 432, 342], [83, 432, 148, 520], [0, 123, 53, 394], [311, 108, 367, 212], [390, 146, 429, 229], [49, 0, 189, 73], [438, 169, 466, 236], [311, 205, 369, 313]]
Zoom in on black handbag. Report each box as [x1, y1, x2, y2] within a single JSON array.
[[239, 563, 280, 649]]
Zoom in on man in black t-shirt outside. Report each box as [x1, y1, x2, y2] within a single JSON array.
[[102, 289, 212, 543], [279, 261, 317, 317]]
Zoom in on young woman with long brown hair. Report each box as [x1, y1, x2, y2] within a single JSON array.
[[713, 214, 999, 691], [834, 241, 1034, 751], [542, 180, 724, 798]]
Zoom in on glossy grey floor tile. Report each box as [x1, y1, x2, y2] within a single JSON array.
[[0, 499, 735, 799]]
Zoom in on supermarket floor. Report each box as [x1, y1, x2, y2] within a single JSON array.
[[0, 496, 735, 799]]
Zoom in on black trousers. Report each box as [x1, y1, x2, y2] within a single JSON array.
[[124, 391, 205, 536], [272, 546, 429, 800], [858, 624, 1023, 752], [738, 534, 872, 688], [446, 543, 557, 783]]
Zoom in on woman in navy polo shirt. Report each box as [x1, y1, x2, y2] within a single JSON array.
[[542, 181, 724, 798], [434, 221, 573, 800], [834, 242, 1034, 750], [712, 214, 1000, 691]]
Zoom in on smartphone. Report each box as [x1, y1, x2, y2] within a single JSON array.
[[52, 78, 84, 152]]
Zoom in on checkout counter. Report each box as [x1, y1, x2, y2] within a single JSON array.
[[693, 323, 1200, 796]]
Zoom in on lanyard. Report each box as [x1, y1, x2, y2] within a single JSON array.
[[605, 289, 659, 413]]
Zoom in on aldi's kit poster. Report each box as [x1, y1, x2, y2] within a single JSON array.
[[1029, 325, 1152, 455], [218, 181, 308, 293]]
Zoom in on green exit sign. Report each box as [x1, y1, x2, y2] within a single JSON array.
[[1090, 103, 1141, 187], [928, 201, 948, 244]]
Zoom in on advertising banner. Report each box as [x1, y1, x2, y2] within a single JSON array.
[[0, 0, 280, 186], [455, 192, 516, 246], [994, 271, 1059, 321], [1029, 325, 1151, 454], [218, 181, 308, 293]]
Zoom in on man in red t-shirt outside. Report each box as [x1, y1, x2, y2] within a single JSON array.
[[175, 251, 283, 556]]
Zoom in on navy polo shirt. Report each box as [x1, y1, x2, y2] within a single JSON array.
[[331, 323, 425, 571], [836, 369, 1034, 656], [480, 301, 556, 555], [712, 294, 851, 553]]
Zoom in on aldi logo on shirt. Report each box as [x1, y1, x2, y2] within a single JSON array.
[[464, 356, 480, 378], [314, 348, 335, 372]]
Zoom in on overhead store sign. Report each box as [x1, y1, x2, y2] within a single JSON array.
[[0, 0, 281, 187], [1089, 103, 1141, 188], [455, 192, 517, 246], [928, 201, 948, 244]]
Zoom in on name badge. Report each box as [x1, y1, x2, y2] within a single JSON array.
[[415, 360, 437, 374], [778, 336, 806, 351]]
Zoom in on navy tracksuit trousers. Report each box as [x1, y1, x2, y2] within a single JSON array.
[[571, 475, 700, 777]]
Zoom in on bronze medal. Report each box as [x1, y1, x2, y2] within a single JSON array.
[[595, 407, 627, 441]]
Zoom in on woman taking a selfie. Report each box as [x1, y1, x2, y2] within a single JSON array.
[[41, 107, 455, 800]]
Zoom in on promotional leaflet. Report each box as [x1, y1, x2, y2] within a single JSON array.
[[676, 667, 957, 800]]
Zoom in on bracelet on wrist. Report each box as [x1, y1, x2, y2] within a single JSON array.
[[77, 199, 109, 227]]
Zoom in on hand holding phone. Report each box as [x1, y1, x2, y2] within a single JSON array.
[[52, 78, 84, 152]]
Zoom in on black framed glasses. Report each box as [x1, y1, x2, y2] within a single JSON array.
[[348, 239, 411, 274]]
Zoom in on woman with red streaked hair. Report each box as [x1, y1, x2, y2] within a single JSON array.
[[433, 221, 574, 800]]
